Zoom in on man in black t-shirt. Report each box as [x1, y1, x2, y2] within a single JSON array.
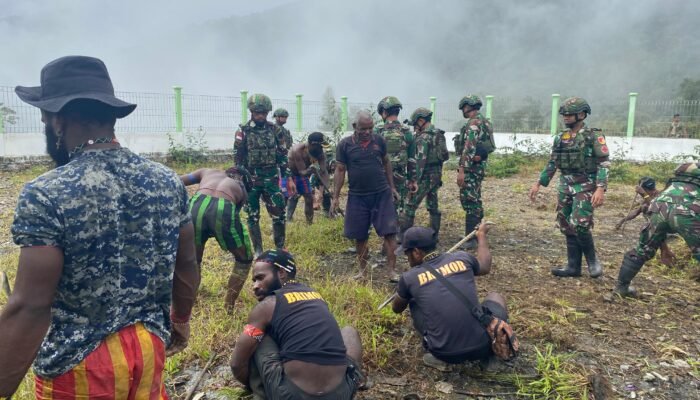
[[332, 110, 401, 282], [230, 249, 366, 399], [392, 226, 510, 370]]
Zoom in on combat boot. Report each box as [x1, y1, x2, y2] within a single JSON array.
[[224, 271, 247, 311], [397, 215, 415, 244], [463, 214, 481, 249], [248, 224, 264, 258], [577, 231, 603, 278], [551, 235, 582, 277], [614, 253, 645, 297], [430, 212, 442, 243], [273, 223, 286, 249], [286, 195, 299, 222]]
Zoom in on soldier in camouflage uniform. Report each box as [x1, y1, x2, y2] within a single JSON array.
[[375, 96, 416, 216], [529, 97, 610, 279], [0, 56, 199, 398], [615, 162, 700, 297], [455, 95, 495, 248], [235, 94, 296, 257], [309, 135, 337, 216], [399, 107, 449, 242], [274, 108, 293, 150]]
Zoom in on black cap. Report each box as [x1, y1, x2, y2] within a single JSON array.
[[256, 249, 297, 275], [395, 227, 437, 255], [15, 55, 136, 118]]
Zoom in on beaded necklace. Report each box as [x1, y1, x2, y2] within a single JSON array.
[[69, 137, 120, 159]]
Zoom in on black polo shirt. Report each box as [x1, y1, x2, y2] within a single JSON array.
[[397, 251, 490, 358]]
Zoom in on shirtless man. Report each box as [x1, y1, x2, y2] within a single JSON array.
[[181, 167, 253, 310], [287, 132, 332, 224]]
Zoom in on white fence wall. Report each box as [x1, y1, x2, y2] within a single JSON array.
[[1, 131, 698, 162]]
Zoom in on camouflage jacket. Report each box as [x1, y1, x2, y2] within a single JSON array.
[[11, 148, 191, 377], [655, 162, 700, 212], [456, 112, 493, 168], [538, 124, 611, 191], [374, 120, 416, 181], [414, 124, 449, 182], [276, 123, 294, 150], [234, 120, 290, 178]]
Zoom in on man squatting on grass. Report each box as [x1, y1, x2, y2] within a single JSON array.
[[392, 225, 512, 370], [180, 167, 254, 311], [286, 132, 332, 224], [230, 249, 366, 399], [0, 56, 200, 399], [332, 110, 401, 281]]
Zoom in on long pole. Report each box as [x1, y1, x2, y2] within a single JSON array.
[[377, 222, 494, 311]]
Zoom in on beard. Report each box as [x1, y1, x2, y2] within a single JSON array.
[[44, 124, 70, 167], [309, 145, 323, 159], [257, 275, 282, 300], [565, 121, 576, 129]]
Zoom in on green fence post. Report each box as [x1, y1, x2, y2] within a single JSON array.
[[550, 94, 561, 136], [627, 92, 638, 139], [341, 96, 348, 132], [173, 86, 183, 133], [429, 96, 437, 123], [240, 90, 248, 124], [296, 93, 303, 132], [485, 95, 494, 120]]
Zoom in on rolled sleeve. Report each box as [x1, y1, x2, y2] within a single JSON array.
[[397, 274, 412, 300]]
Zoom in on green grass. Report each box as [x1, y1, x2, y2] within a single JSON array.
[[516, 344, 589, 400]]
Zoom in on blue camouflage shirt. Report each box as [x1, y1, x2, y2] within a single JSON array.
[[11, 147, 191, 378]]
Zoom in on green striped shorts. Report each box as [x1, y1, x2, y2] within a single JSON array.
[[188, 193, 251, 257]]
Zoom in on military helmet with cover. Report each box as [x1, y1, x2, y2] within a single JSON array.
[[273, 108, 289, 118], [458, 94, 482, 110], [406, 107, 433, 126], [559, 97, 591, 115], [377, 96, 403, 114], [248, 93, 273, 113]]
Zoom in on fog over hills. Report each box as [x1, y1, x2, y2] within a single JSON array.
[[2, 0, 698, 103]]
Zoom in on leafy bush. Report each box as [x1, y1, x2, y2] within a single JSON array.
[[167, 127, 209, 165]]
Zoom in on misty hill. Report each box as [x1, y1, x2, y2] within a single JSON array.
[[162, 0, 700, 104]]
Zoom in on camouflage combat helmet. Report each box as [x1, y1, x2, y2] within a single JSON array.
[[407, 107, 433, 126], [248, 93, 273, 113], [559, 97, 591, 115], [273, 108, 289, 118], [377, 96, 403, 114], [458, 94, 482, 110]]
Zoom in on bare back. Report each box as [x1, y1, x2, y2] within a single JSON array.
[[289, 143, 314, 176], [197, 169, 247, 205]]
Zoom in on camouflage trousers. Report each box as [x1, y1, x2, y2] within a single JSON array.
[[459, 164, 485, 219], [404, 168, 441, 218], [631, 201, 700, 261], [245, 172, 286, 227], [556, 188, 594, 235], [392, 168, 409, 215]]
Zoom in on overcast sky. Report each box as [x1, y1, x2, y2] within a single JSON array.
[[2, 0, 698, 104]]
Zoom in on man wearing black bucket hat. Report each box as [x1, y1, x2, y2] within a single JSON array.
[[392, 225, 512, 371], [0, 56, 200, 398]]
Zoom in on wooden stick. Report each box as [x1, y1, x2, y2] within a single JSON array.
[[184, 352, 217, 400], [377, 222, 494, 311], [619, 193, 639, 233]]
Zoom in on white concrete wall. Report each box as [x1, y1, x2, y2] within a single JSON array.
[[1, 131, 698, 162]]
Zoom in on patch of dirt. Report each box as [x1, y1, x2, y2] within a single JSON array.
[[174, 170, 700, 399]]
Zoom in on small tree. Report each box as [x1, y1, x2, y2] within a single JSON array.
[[319, 86, 342, 141], [0, 103, 18, 125]]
